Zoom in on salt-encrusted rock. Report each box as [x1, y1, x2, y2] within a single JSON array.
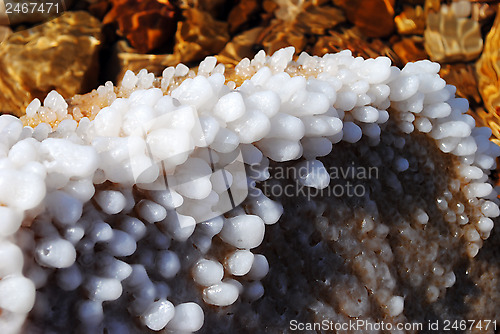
[[2, 47, 500, 334], [0, 11, 101, 116]]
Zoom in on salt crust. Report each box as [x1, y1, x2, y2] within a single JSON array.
[[0, 46, 499, 333]]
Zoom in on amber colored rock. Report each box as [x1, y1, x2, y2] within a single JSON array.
[[112, 40, 179, 84], [476, 4, 500, 145], [103, 0, 178, 53], [174, 8, 229, 63], [471, 2, 497, 23], [312, 28, 400, 66], [392, 37, 428, 64], [218, 27, 264, 65], [395, 5, 426, 35], [0, 25, 11, 44], [0, 11, 101, 117], [477, 4, 500, 114], [424, 3, 483, 63], [227, 0, 261, 34], [440, 63, 482, 106], [256, 3, 344, 57], [333, 0, 395, 37], [294, 4, 345, 35], [257, 20, 307, 56]]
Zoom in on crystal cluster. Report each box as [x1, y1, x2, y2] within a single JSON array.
[[0, 47, 498, 333]]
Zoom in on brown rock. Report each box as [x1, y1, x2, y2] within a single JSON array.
[[103, 0, 179, 54], [476, 4, 500, 116], [440, 63, 482, 106], [0, 11, 101, 117], [0, 25, 12, 44], [111, 40, 179, 84], [333, 0, 395, 38], [174, 8, 230, 63], [218, 27, 264, 65], [312, 28, 400, 66], [395, 5, 426, 35], [392, 36, 428, 64], [227, 0, 261, 34], [424, 3, 483, 63], [294, 3, 345, 36], [257, 20, 307, 56]]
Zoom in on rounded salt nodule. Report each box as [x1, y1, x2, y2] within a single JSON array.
[[0, 241, 24, 277], [475, 153, 495, 170], [219, 215, 265, 249], [256, 138, 302, 162], [86, 276, 123, 302], [213, 92, 246, 122], [89, 221, 113, 243], [203, 282, 239, 306], [426, 285, 440, 303], [165, 302, 204, 333], [35, 238, 76, 269], [63, 178, 95, 203], [156, 250, 181, 279], [296, 159, 330, 189], [0, 170, 46, 211], [351, 106, 379, 123], [301, 137, 333, 159], [463, 182, 493, 198], [476, 216, 494, 233], [342, 122, 362, 143], [103, 258, 133, 281], [64, 225, 85, 245], [393, 157, 409, 172], [142, 299, 175, 331], [225, 249, 255, 276], [41, 138, 99, 178], [464, 225, 481, 242], [119, 216, 147, 241], [386, 296, 404, 317], [246, 254, 270, 281], [192, 259, 224, 286], [8, 138, 38, 167], [136, 199, 167, 223], [163, 213, 196, 241], [480, 200, 500, 217], [249, 194, 283, 225], [148, 188, 183, 211], [78, 300, 104, 325], [230, 109, 271, 144], [105, 230, 137, 257], [244, 281, 265, 302], [266, 113, 304, 141], [0, 206, 23, 237], [0, 275, 36, 314], [457, 164, 483, 180], [56, 265, 83, 291], [94, 190, 127, 215]]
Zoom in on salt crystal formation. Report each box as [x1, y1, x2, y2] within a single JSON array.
[[1, 47, 499, 333]]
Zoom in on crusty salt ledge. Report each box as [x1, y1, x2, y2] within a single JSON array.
[[1, 47, 499, 333]]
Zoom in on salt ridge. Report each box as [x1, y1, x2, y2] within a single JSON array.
[[0, 46, 498, 333]]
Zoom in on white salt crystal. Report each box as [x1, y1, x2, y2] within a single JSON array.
[[219, 215, 265, 249], [203, 282, 239, 306], [35, 238, 76, 268], [142, 299, 175, 331], [0, 275, 36, 313], [224, 249, 254, 276], [192, 259, 224, 286], [165, 302, 204, 332]]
